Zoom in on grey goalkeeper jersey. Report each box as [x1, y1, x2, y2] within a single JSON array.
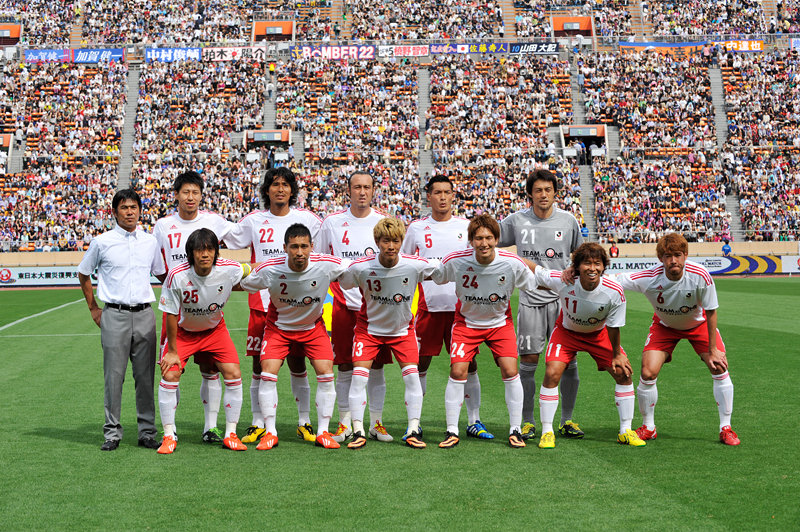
[[499, 207, 583, 306]]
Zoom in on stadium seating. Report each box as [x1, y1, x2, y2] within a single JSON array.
[[649, 0, 766, 36]]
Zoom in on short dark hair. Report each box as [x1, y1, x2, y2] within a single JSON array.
[[174, 170, 205, 194], [112, 188, 141, 211], [260, 167, 299, 209], [468, 213, 500, 241], [348, 170, 375, 187], [284, 223, 311, 244], [425, 174, 453, 193], [526, 169, 559, 196], [185, 228, 219, 267], [571, 242, 609, 271]]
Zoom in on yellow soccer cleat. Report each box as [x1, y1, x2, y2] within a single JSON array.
[[618, 429, 647, 447], [241, 425, 266, 443], [520, 422, 536, 440], [539, 431, 556, 449], [297, 423, 316, 442]]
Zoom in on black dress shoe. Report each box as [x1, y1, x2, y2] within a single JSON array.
[[138, 437, 159, 449], [101, 440, 120, 451]]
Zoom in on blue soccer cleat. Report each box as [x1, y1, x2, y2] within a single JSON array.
[[466, 420, 495, 439]]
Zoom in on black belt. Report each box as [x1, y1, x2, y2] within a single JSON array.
[[105, 303, 151, 312]]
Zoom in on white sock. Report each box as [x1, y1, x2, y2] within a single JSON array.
[[615, 383, 635, 434], [519, 361, 537, 425], [712, 371, 734, 430], [560, 359, 580, 425], [259, 373, 278, 435], [465, 370, 482, 425], [349, 368, 369, 434], [445, 377, 466, 435], [503, 374, 523, 434], [223, 378, 243, 430], [291, 370, 311, 426], [336, 369, 352, 425], [316, 374, 336, 435], [402, 365, 423, 423], [539, 385, 559, 434], [200, 372, 221, 433], [163, 423, 175, 438], [158, 379, 178, 428], [637, 377, 658, 431], [367, 367, 386, 426], [419, 371, 427, 396], [250, 374, 264, 428]]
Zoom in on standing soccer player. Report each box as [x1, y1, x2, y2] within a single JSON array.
[[152, 171, 234, 444], [499, 169, 584, 440], [317, 171, 392, 444], [224, 167, 323, 445], [239, 223, 344, 450], [402, 175, 492, 439], [431, 214, 539, 449], [529, 243, 645, 449], [156, 229, 248, 454], [612, 234, 739, 445], [338, 217, 434, 449]]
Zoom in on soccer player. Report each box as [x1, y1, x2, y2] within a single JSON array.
[[431, 214, 539, 449], [224, 167, 323, 445], [337, 217, 434, 449], [239, 223, 343, 450], [156, 229, 248, 454], [317, 171, 392, 444], [152, 170, 234, 444], [402, 175, 492, 439], [528, 243, 645, 449], [499, 169, 584, 440], [610, 234, 739, 445]]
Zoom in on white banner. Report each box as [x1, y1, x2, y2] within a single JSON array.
[[0, 266, 161, 287]]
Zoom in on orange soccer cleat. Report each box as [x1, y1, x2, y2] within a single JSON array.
[[223, 432, 248, 451], [157, 435, 177, 454], [719, 426, 740, 446], [315, 431, 341, 449], [256, 432, 279, 450], [635, 425, 658, 441]]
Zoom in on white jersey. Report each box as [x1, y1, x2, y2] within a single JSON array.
[[338, 254, 435, 337], [534, 267, 626, 334], [317, 207, 387, 311], [613, 260, 718, 331], [224, 208, 322, 312], [432, 249, 538, 329], [158, 258, 245, 332], [240, 253, 346, 332], [153, 211, 234, 271], [402, 215, 470, 312]]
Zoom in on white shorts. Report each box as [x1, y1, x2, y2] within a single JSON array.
[[516, 300, 560, 355]]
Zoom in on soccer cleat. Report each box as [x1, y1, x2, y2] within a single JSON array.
[[157, 435, 176, 454], [402, 426, 423, 442], [559, 420, 585, 439], [439, 432, 460, 448], [315, 431, 340, 449], [520, 422, 536, 440], [719, 426, 740, 446], [202, 427, 224, 444], [466, 420, 495, 439], [332, 422, 353, 443], [635, 425, 658, 441], [241, 425, 266, 443], [509, 429, 526, 448], [617, 429, 646, 447], [223, 432, 248, 451], [538, 431, 556, 449], [405, 431, 426, 449], [369, 421, 394, 442], [297, 423, 316, 442], [256, 432, 279, 450], [347, 431, 367, 449]]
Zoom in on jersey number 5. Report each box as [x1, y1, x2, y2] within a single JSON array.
[[424, 234, 432, 248]]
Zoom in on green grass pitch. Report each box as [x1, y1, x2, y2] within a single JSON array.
[[1, 278, 798, 531]]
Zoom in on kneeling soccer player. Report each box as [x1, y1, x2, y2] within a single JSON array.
[[239, 223, 345, 450], [338, 217, 435, 449], [157, 228, 248, 454], [530, 242, 645, 449]]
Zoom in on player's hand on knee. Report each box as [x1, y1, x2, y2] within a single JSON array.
[[707, 348, 728, 372], [612, 354, 632, 378], [160, 351, 179, 376]]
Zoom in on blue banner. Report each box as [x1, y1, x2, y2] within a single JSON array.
[[145, 48, 203, 63], [73, 48, 125, 63], [429, 43, 509, 54], [509, 42, 560, 55], [24, 49, 71, 63]]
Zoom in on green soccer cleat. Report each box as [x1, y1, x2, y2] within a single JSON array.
[[539, 431, 556, 449], [559, 420, 585, 439], [618, 429, 646, 447], [202, 427, 224, 444], [520, 422, 536, 440]]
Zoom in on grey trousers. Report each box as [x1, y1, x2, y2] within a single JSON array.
[[100, 306, 158, 441]]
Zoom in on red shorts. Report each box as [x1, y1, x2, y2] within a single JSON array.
[[415, 309, 454, 358], [352, 326, 419, 365], [247, 308, 304, 358], [162, 319, 240, 373], [644, 316, 726, 361], [261, 320, 334, 361], [449, 319, 518, 365], [331, 298, 392, 365], [545, 323, 626, 371]]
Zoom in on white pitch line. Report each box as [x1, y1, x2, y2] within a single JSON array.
[[0, 327, 249, 338], [0, 298, 84, 332]]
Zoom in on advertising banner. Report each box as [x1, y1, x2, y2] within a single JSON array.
[[24, 49, 71, 63], [145, 47, 202, 63], [606, 255, 792, 275], [711, 39, 764, 52], [202, 46, 268, 62], [290, 45, 376, 60], [618, 40, 705, 57], [73, 48, 125, 63], [377, 45, 430, 58], [0, 266, 160, 287], [509, 42, 560, 55], [429, 42, 509, 54]]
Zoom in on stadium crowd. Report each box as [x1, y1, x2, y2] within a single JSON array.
[[649, 0, 766, 36], [7, 0, 76, 46]]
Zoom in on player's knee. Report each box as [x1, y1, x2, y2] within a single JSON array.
[[338, 362, 354, 372], [419, 356, 433, 373], [251, 356, 261, 373], [520, 353, 540, 365], [163, 371, 181, 383], [450, 366, 468, 381], [287, 355, 306, 373]]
